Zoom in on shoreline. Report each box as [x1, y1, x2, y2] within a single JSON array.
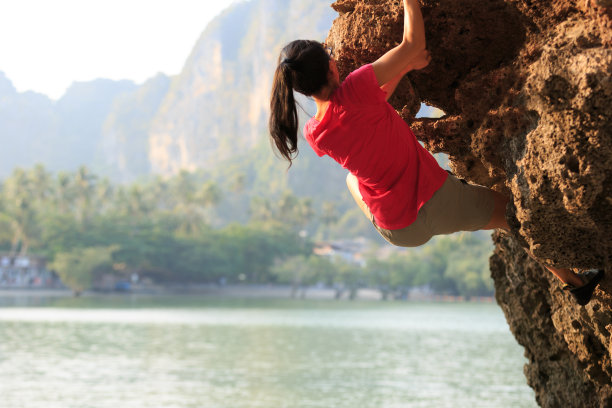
[[0, 285, 495, 303]]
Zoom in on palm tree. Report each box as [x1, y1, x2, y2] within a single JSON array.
[[125, 185, 153, 219], [296, 197, 315, 230], [147, 175, 171, 210], [278, 191, 300, 226], [277, 191, 315, 231], [167, 172, 222, 236], [172, 170, 196, 208], [198, 181, 222, 208], [320, 201, 339, 240], [94, 177, 115, 214], [29, 164, 52, 204], [230, 172, 246, 193], [1, 169, 38, 255], [195, 180, 223, 226], [73, 166, 97, 224], [249, 196, 274, 222], [54, 171, 75, 214]]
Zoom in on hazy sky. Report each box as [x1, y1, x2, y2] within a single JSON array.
[[0, 0, 237, 100]]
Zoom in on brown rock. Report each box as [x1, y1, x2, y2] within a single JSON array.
[[327, 0, 612, 406]]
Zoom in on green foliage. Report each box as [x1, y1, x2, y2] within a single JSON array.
[[0, 164, 496, 298], [51, 246, 115, 295], [272, 255, 334, 287], [364, 233, 495, 298]]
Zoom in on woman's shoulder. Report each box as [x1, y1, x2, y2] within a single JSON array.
[[339, 64, 385, 104], [303, 118, 327, 157], [344, 64, 374, 82]]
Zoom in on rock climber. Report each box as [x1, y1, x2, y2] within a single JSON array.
[[268, 0, 604, 304]]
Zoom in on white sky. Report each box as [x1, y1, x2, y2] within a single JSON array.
[[0, 0, 237, 100]]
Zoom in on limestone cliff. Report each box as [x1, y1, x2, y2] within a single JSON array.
[[148, 0, 337, 175], [326, 0, 611, 406], [95, 74, 171, 182], [0, 73, 136, 178]]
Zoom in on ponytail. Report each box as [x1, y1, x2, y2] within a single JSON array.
[[269, 61, 299, 166], [268, 40, 331, 167]]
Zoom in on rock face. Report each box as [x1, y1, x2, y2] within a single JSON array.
[[0, 73, 137, 178], [148, 0, 337, 175], [326, 0, 611, 406], [95, 74, 171, 182]]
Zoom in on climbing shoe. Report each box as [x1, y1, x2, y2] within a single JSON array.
[[563, 269, 605, 306]]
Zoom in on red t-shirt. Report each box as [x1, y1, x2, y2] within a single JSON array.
[[304, 64, 448, 230]]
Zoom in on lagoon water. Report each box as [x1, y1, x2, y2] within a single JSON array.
[[0, 295, 536, 408]]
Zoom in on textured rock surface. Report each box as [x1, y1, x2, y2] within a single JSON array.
[[326, 0, 611, 406]]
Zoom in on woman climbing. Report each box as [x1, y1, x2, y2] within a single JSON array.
[[268, 0, 603, 305]]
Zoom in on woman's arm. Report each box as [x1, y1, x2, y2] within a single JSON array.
[[380, 49, 431, 100], [372, 0, 426, 87]]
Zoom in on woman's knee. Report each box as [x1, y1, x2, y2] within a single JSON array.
[[346, 172, 357, 190], [381, 230, 432, 248], [346, 173, 360, 203]]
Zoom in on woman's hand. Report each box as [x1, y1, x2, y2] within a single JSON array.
[[372, 0, 426, 86]]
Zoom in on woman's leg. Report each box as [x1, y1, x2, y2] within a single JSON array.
[[483, 190, 584, 287], [347, 173, 434, 247]]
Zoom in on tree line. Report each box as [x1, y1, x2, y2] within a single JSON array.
[[0, 164, 494, 298], [273, 233, 494, 300]]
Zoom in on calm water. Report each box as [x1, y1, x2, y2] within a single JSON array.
[[0, 295, 536, 408]]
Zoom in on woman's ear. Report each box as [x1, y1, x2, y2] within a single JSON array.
[[328, 59, 340, 84]]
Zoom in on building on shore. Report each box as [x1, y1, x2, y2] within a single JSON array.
[[0, 254, 61, 288], [312, 238, 368, 267]]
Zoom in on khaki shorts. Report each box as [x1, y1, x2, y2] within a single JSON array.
[[347, 174, 496, 247]]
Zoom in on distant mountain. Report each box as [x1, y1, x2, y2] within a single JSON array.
[[95, 74, 171, 182], [147, 0, 338, 175], [54, 78, 137, 171], [0, 0, 337, 181], [0, 72, 136, 177], [0, 72, 57, 176]]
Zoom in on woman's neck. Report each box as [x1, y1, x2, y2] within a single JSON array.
[[313, 98, 330, 121], [313, 84, 338, 121]]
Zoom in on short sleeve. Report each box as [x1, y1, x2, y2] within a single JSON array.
[[337, 64, 386, 106], [303, 122, 326, 157]]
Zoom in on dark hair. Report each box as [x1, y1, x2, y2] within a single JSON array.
[[269, 40, 330, 167]]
